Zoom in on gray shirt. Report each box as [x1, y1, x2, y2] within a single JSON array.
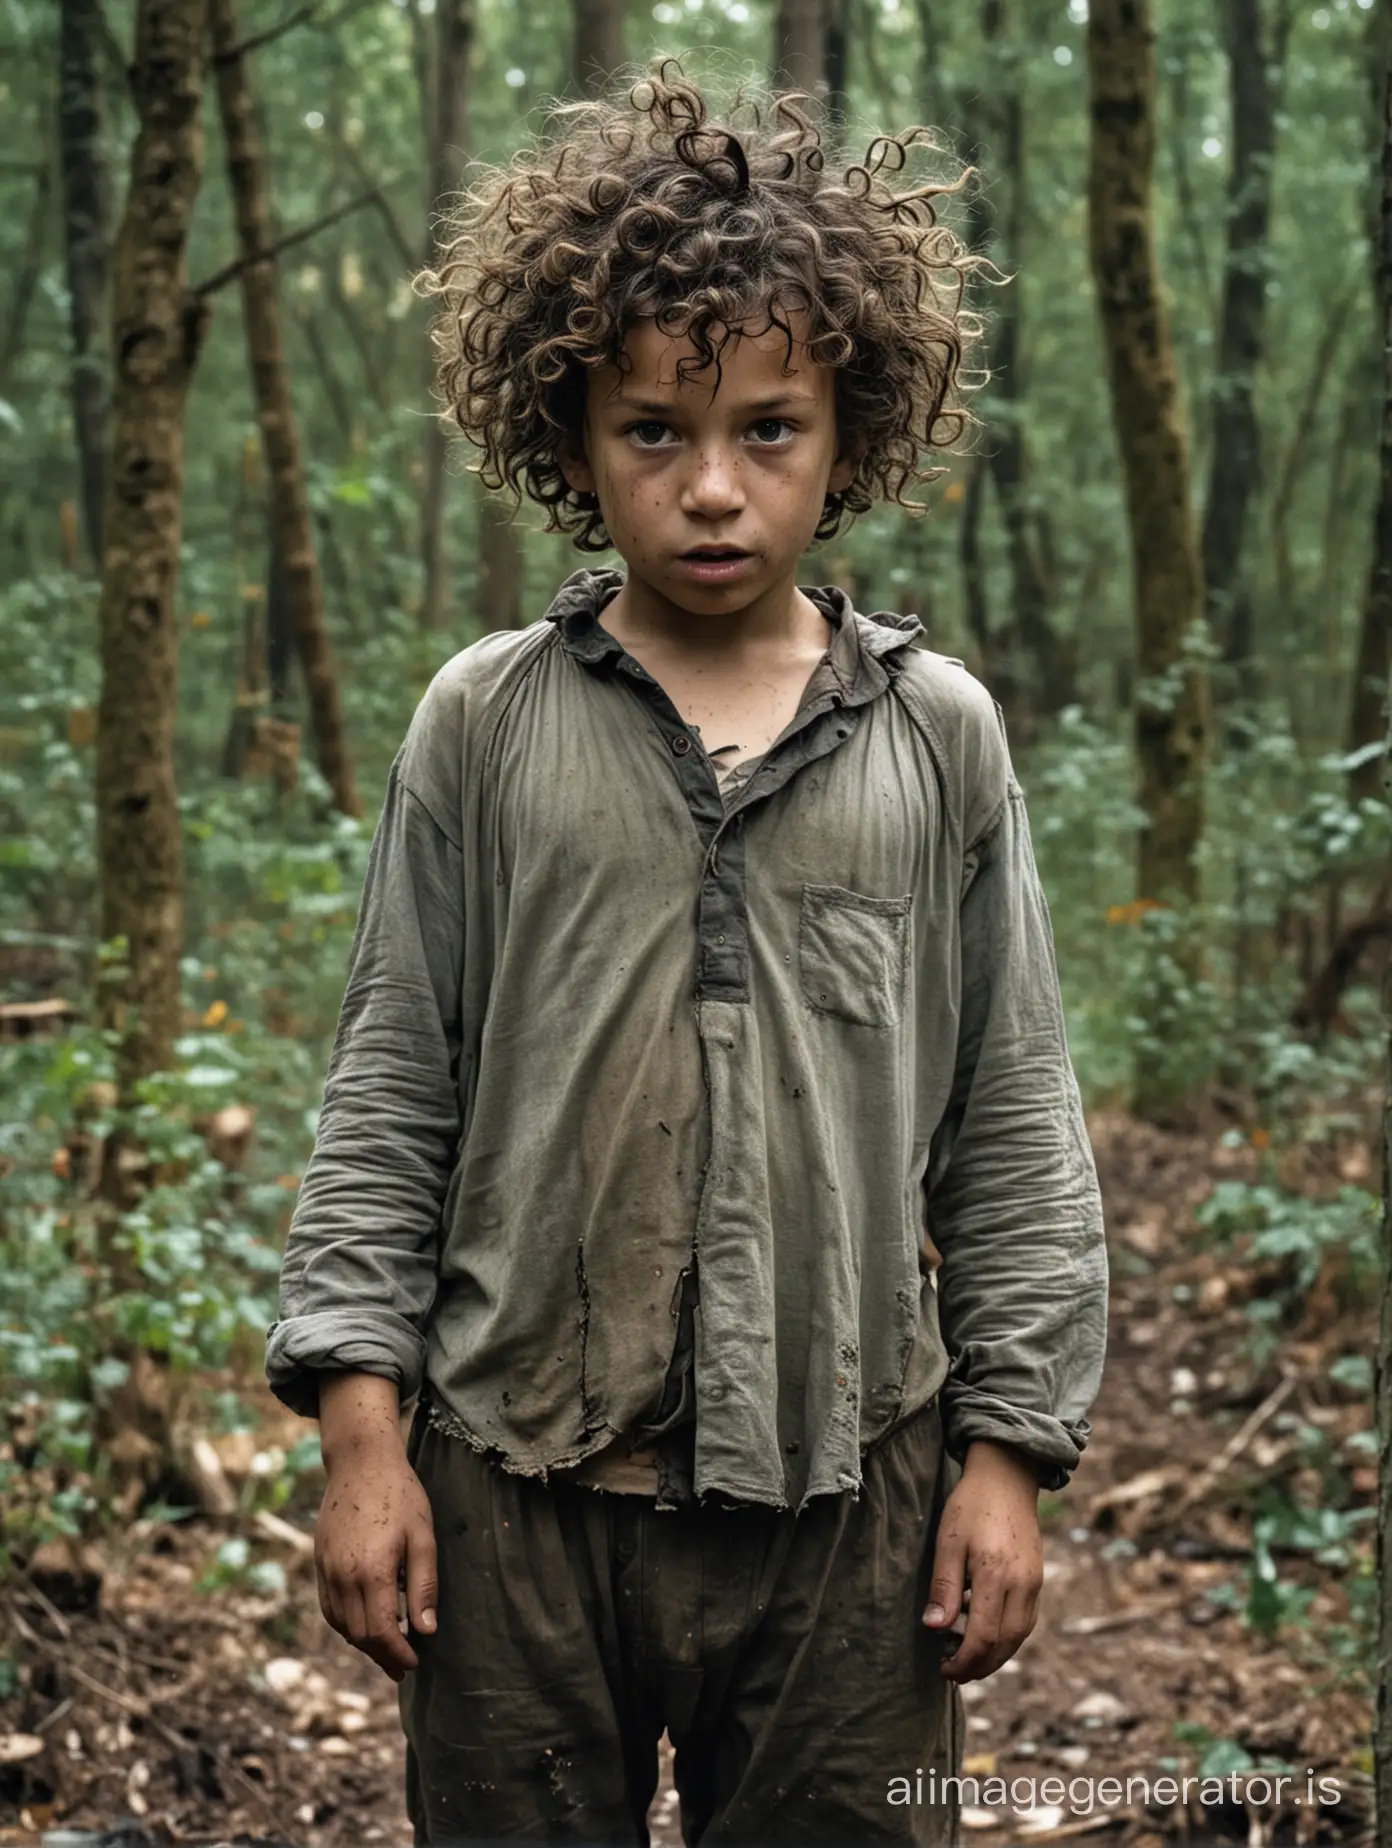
[[265, 567, 1108, 1511]]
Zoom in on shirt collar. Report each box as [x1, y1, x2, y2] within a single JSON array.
[[543, 567, 923, 710]]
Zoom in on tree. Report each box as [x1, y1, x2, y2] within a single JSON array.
[[773, 0, 826, 107], [1201, 0, 1293, 696], [572, 0, 625, 95], [1375, 13, 1392, 1829], [419, 0, 473, 632], [95, 0, 210, 1109], [1085, 0, 1209, 920], [59, 0, 113, 569], [1351, 0, 1392, 805], [210, 0, 361, 817], [0, 117, 54, 401], [945, 0, 1076, 732]]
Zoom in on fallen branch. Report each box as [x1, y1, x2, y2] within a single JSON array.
[[1170, 1372, 1296, 1515], [1057, 1594, 1185, 1637]]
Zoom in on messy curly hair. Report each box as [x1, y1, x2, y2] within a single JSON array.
[[417, 61, 985, 552]]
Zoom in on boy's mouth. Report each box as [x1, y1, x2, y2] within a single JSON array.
[[678, 547, 756, 582]]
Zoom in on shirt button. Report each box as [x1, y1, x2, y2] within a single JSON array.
[[671, 734, 692, 756]]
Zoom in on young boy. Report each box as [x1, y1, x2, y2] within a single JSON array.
[[266, 66, 1108, 1848]]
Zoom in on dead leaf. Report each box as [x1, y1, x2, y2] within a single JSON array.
[[0, 1735, 44, 1765], [1070, 1690, 1129, 1724], [1016, 1805, 1067, 1834]]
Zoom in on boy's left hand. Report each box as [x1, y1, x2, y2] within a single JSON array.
[[921, 1438, 1044, 1683]]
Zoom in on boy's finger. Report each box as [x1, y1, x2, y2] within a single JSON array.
[[361, 1574, 419, 1679], [923, 1527, 967, 1628], [316, 1564, 343, 1636], [940, 1573, 1005, 1682], [338, 1580, 370, 1651], [405, 1519, 439, 1635]]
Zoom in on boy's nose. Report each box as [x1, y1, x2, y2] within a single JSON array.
[[681, 448, 745, 514]]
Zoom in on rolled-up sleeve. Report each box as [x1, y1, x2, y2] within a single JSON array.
[[925, 782, 1108, 1491], [264, 757, 464, 1419]]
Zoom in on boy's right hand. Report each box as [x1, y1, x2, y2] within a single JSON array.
[[314, 1372, 438, 1683]]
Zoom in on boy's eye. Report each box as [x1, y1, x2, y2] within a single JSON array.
[[623, 418, 795, 448]]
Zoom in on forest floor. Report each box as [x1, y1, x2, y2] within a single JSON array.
[[0, 1110, 1378, 1848]]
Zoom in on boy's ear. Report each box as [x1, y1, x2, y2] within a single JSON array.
[[827, 438, 862, 496], [557, 431, 596, 496]]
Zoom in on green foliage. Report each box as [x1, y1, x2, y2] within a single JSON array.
[[0, 0, 1383, 1579], [1195, 1174, 1379, 1366], [1200, 1496, 1374, 1655], [196, 1534, 288, 1598]]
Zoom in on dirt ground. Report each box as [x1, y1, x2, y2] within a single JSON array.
[[0, 1111, 1377, 1847]]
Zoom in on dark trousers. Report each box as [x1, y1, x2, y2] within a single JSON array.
[[399, 1399, 964, 1847]]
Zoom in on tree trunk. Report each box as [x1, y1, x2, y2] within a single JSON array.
[[773, 0, 826, 105], [480, 495, 524, 631], [421, 0, 475, 633], [1200, 0, 1286, 694], [0, 138, 55, 399], [210, 0, 360, 817], [1376, 10, 1392, 1821], [95, 0, 209, 1107], [1086, 0, 1209, 915], [1352, 0, 1392, 807], [918, 0, 1075, 727], [572, 0, 625, 96], [977, 0, 1076, 722], [823, 0, 850, 138], [59, 0, 113, 570]]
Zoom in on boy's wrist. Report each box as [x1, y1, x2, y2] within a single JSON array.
[[961, 1436, 1045, 1492], [318, 1370, 406, 1470]]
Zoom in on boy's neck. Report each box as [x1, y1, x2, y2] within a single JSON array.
[[601, 567, 832, 661]]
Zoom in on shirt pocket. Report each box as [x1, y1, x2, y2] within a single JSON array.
[[798, 882, 912, 1029]]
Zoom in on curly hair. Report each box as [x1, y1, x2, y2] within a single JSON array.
[[416, 61, 986, 552]]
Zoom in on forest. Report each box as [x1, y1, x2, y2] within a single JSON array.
[[0, 0, 1389, 1840]]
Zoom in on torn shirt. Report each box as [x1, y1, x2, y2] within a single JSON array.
[[264, 568, 1108, 1510]]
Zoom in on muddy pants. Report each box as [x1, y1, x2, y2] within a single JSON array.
[[398, 1399, 965, 1848]]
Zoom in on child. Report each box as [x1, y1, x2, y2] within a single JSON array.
[[266, 64, 1108, 1848]]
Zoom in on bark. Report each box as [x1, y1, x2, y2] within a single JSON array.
[[927, 0, 1075, 726], [0, 134, 55, 397], [1200, 0, 1288, 690], [824, 0, 850, 140], [420, 0, 475, 632], [479, 495, 524, 631], [59, 0, 114, 569], [1269, 282, 1356, 619], [210, 0, 360, 817], [1086, 0, 1209, 914], [95, 0, 209, 1106], [1378, 17, 1392, 1815], [571, 0, 625, 96], [977, 0, 1076, 720], [773, 0, 826, 106], [1352, 1, 1392, 806], [958, 455, 1003, 696]]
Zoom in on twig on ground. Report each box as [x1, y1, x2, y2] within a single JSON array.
[[1171, 1372, 1296, 1515]]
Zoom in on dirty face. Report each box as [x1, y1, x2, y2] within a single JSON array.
[[559, 311, 857, 618]]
